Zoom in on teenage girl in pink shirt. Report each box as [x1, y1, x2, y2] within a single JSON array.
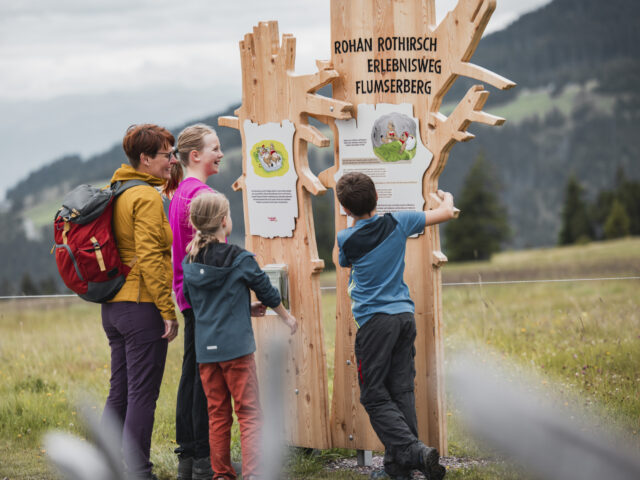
[[165, 124, 226, 480]]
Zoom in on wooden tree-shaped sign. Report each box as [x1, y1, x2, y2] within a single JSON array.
[[219, 21, 351, 448], [317, 0, 515, 453]]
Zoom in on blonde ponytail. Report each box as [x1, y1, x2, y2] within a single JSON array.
[[163, 123, 216, 198], [186, 192, 230, 262]]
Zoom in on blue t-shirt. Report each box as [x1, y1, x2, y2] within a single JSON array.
[[337, 211, 426, 327]]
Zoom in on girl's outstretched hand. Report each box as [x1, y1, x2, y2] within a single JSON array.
[[286, 315, 298, 335], [272, 303, 298, 334]]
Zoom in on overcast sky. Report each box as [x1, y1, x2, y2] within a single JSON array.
[[0, 0, 552, 199]]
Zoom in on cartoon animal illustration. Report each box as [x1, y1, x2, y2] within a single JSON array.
[[258, 145, 272, 167], [382, 121, 397, 144], [257, 143, 283, 171], [399, 131, 416, 153], [268, 143, 283, 167]]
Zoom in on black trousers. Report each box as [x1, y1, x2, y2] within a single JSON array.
[[175, 308, 210, 458], [355, 312, 424, 477]]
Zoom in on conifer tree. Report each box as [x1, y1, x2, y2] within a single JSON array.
[[616, 179, 640, 235], [39, 276, 59, 295], [591, 167, 640, 239], [20, 273, 39, 296], [444, 153, 510, 261], [558, 175, 593, 245], [604, 199, 630, 239]]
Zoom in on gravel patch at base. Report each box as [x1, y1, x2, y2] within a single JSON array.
[[324, 454, 496, 477]]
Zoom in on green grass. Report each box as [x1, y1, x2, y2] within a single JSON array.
[[22, 178, 112, 229], [1, 238, 639, 478], [372, 141, 416, 162], [443, 237, 640, 282], [443, 278, 640, 450]]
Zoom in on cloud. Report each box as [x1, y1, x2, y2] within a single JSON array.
[[0, 1, 332, 100]]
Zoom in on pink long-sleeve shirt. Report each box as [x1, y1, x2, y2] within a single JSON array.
[[168, 177, 213, 312]]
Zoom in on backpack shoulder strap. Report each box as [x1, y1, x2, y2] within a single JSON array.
[[111, 179, 152, 196]]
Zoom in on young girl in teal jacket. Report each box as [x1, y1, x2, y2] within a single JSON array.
[[182, 191, 297, 480]]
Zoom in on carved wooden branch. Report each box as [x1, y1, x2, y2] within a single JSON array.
[[435, 0, 496, 62], [430, 0, 515, 112], [427, 85, 505, 178], [452, 62, 516, 91], [318, 166, 338, 189], [220, 23, 351, 199], [298, 124, 330, 148]]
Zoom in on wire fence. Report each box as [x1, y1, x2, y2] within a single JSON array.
[[320, 275, 640, 290], [1, 276, 639, 300]]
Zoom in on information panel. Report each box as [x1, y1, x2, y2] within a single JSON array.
[[243, 119, 298, 238], [334, 103, 432, 216]]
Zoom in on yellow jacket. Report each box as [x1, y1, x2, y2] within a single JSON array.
[[108, 164, 176, 321]]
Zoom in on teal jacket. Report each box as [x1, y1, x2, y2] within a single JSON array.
[[183, 243, 281, 363]]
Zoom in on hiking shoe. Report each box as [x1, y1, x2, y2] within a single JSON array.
[[192, 456, 214, 480], [369, 470, 410, 480], [177, 455, 193, 480], [418, 446, 446, 480]]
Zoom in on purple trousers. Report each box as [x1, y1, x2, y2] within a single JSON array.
[[101, 302, 168, 476]]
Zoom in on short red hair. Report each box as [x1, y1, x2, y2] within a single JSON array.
[[122, 124, 175, 169]]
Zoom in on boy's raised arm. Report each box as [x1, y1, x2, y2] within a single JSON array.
[[425, 190, 458, 227]]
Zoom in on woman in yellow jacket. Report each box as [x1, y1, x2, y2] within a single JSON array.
[[103, 124, 179, 480]]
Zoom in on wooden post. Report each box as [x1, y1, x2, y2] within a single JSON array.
[[318, 0, 515, 453], [219, 21, 352, 449]]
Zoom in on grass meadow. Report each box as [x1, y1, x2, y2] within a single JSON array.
[[1, 238, 639, 479]]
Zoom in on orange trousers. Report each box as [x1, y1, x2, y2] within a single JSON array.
[[199, 354, 262, 479]]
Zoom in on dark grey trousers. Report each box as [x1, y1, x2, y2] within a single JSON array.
[[355, 312, 424, 477], [101, 301, 168, 476], [175, 308, 210, 459]]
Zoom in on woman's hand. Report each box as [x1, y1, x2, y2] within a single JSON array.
[[162, 319, 179, 342], [251, 302, 267, 317]]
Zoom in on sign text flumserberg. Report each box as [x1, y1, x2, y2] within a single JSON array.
[[334, 36, 441, 95]]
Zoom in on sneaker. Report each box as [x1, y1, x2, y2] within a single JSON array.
[[192, 456, 214, 480], [418, 446, 446, 480], [369, 470, 410, 480], [177, 456, 193, 480]]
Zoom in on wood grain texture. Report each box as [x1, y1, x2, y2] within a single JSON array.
[[218, 21, 352, 449], [322, 0, 515, 453]]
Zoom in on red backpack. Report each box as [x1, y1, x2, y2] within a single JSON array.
[[52, 180, 150, 302]]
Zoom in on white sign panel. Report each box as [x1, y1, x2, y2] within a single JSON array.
[[334, 103, 432, 216], [243, 119, 298, 238]]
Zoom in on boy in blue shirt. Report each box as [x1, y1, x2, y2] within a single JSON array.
[[336, 172, 456, 480]]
